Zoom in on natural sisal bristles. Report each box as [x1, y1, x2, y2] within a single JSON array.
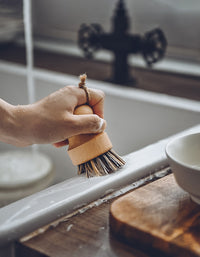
[[78, 149, 125, 178]]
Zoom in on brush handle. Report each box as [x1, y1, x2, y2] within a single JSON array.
[[74, 104, 93, 115], [68, 105, 112, 165], [68, 105, 97, 149]]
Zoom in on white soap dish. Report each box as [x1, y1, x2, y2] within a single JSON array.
[[0, 150, 53, 207]]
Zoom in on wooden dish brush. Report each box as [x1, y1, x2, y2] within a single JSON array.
[[67, 75, 125, 177]]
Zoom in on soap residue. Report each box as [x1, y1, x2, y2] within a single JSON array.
[[66, 224, 73, 232]]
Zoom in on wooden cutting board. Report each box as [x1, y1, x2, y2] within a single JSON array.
[[110, 174, 200, 257]]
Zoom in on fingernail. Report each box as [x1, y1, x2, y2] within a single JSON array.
[[98, 118, 106, 132]]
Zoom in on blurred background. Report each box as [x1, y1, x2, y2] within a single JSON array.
[[32, 0, 200, 62], [0, 0, 200, 100]]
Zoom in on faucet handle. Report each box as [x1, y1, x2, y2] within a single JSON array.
[[78, 23, 103, 59], [142, 28, 167, 67]]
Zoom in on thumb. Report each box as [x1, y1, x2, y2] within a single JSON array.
[[72, 114, 106, 135]]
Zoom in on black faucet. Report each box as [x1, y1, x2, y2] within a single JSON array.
[[78, 0, 167, 85]]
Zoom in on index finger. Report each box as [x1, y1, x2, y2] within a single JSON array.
[[88, 88, 105, 118]]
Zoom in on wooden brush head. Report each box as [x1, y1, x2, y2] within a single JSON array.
[[68, 105, 112, 166]]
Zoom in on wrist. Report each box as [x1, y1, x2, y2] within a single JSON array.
[[0, 99, 17, 145], [0, 100, 34, 147], [12, 104, 37, 147]]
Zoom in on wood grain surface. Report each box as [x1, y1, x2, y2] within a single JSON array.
[[110, 174, 200, 257], [16, 168, 171, 257]]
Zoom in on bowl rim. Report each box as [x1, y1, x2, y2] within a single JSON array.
[[165, 132, 200, 172]]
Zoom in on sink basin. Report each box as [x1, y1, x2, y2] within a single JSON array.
[[0, 61, 200, 249]]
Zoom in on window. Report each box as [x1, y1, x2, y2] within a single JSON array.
[[32, 0, 200, 63]]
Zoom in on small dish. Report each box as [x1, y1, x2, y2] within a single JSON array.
[[0, 150, 54, 207], [165, 133, 200, 204]]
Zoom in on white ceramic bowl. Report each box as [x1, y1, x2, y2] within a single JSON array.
[[165, 133, 200, 204]]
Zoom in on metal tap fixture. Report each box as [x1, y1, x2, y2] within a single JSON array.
[[78, 0, 167, 85]]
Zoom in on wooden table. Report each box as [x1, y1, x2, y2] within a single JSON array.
[[15, 168, 172, 257], [15, 166, 200, 257]]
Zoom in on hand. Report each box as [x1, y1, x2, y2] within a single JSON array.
[[0, 86, 106, 147]]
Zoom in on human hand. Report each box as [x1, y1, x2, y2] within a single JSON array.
[[51, 85, 106, 147], [0, 86, 106, 147]]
